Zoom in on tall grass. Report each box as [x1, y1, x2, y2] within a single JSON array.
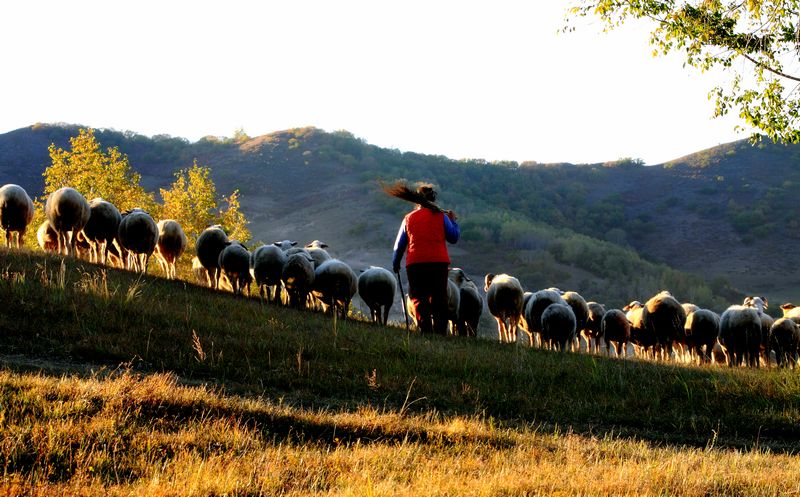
[[2, 247, 800, 494], [2, 370, 799, 496]]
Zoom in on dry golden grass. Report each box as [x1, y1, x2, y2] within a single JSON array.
[[2, 370, 800, 497]]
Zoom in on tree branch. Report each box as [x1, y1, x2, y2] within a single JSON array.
[[740, 52, 800, 82]]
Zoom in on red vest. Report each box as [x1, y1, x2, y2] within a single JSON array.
[[405, 208, 450, 266]]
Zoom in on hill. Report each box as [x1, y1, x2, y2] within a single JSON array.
[[3, 123, 800, 311]]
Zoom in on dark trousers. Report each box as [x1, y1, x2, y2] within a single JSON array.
[[406, 262, 449, 335]]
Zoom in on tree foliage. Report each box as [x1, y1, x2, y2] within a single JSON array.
[[44, 128, 155, 212], [159, 161, 251, 243], [218, 189, 250, 242], [567, 0, 800, 143]]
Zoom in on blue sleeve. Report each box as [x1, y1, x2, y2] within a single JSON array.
[[392, 219, 408, 270], [444, 215, 460, 244]]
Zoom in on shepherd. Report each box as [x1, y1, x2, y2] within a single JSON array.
[[387, 182, 460, 335]]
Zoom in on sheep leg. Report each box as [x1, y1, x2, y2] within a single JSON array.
[[341, 299, 350, 320], [495, 318, 505, 342], [70, 231, 79, 257], [60, 232, 67, 256], [510, 318, 520, 343], [99, 240, 107, 265]]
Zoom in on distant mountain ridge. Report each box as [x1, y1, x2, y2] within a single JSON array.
[[2, 123, 799, 310]]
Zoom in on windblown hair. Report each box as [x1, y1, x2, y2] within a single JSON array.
[[381, 181, 443, 212]]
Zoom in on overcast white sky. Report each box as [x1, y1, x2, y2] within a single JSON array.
[[0, 1, 748, 165]]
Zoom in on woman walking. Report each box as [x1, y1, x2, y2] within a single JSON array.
[[391, 184, 460, 335]]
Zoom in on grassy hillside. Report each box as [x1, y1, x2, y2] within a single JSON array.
[[2, 248, 800, 495]]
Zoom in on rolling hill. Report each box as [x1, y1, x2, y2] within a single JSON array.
[[2, 123, 799, 311]]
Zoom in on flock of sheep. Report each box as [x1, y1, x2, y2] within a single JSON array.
[[0, 183, 397, 323], [481, 275, 800, 368], [2, 182, 799, 368]]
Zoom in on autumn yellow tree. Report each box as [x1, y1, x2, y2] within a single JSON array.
[[44, 128, 155, 212], [218, 189, 249, 242], [160, 161, 251, 243]]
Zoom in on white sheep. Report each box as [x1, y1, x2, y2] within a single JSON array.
[[81, 198, 122, 265], [312, 258, 358, 319], [745, 296, 773, 355], [446, 278, 461, 335], [541, 302, 577, 352], [196, 225, 230, 289], [684, 308, 720, 364], [117, 208, 159, 273], [641, 290, 686, 360], [779, 302, 800, 324], [357, 266, 396, 325], [191, 256, 233, 292], [282, 250, 315, 309], [0, 184, 34, 248], [304, 241, 332, 269], [484, 273, 524, 343], [448, 268, 483, 338], [218, 241, 252, 296], [524, 289, 567, 349], [273, 240, 298, 251], [250, 244, 288, 303], [769, 317, 800, 368], [624, 301, 655, 358], [600, 308, 630, 357], [44, 187, 90, 257], [154, 219, 187, 279], [584, 302, 607, 354], [192, 256, 207, 285], [562, 291, 589, 339], [719, 304, 762, 367], [37, 220, 59, 253]]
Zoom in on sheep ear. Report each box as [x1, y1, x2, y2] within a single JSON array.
[[291, 241, 298, 246], [320, 243, 329, 249], [762, 296, 768, 308]]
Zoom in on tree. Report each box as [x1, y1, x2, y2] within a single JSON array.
[[45, 128, 155, 212], [218, 189, 250, 242], [160, 161, 251, 243], [568, 1, 800, 143], [232, 127, 250, 143], [160, 161, 217, 241]]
